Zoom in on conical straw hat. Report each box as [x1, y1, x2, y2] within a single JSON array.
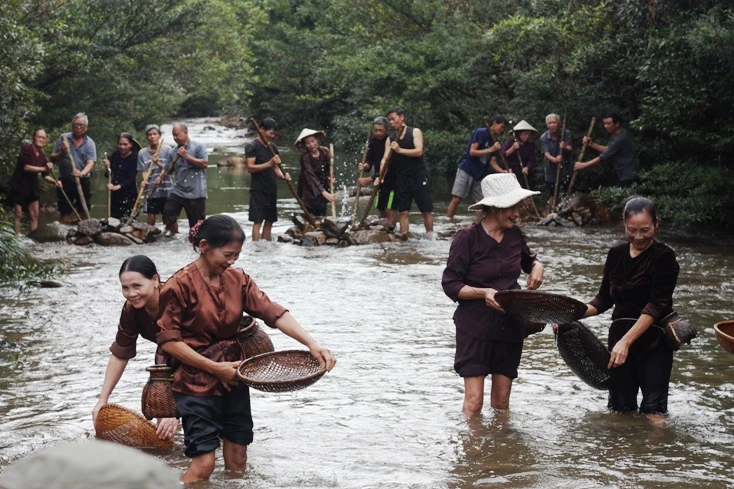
[[294, 128, 326, 149], [513, 120, 538, 134]]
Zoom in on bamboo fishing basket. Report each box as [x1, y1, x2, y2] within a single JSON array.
[[236, 350, 327, 393], [714, 320, 734, 355], [141, 365, 177, 420], [95, 403, 173, 449]]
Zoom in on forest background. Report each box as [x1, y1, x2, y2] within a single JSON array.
[[1, 0, 733, 228]]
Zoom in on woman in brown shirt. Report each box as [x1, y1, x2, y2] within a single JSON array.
[[156, 214, 336, 484], [92, 256, 178, 440], [295, 129, 335, 217], [580, 197, 679, 421], [442, 173, 544, 416]]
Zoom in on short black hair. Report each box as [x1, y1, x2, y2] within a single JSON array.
[[190, 214, 246, 251], [260, 118, 278, 131], [489, 114, 508, 125], [119, 255, 158, 279], [603, 113, 622, 125], [386, 107, 405, 117]]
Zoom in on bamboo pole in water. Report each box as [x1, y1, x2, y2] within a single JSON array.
[[329, 143, 336, 217], [61, 135, 90, 219], [549, 114, 566, 212], [105, 152, 111, 219], [356, 125, 403, 229], [350, 126, 372, 227], [565, 117, 596, 200]]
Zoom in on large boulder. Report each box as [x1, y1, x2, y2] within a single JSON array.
[[217, 156, 244, 167], [302, 231, 327, 247], [95, 232, 134, 246], [74, 235, 94, 246], [347, 229, 392, 245], [28, 222, 73, 243], [77, 218, 103, 237], [130, 222, 161, 243]]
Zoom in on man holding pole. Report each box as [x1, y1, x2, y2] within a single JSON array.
[[50, 113, 96, 222], [358, 117, 395, 223], [137, 124, 173, 227], [574, 113, 640, 187], [160, 123, 208, 235], [540, 113, 573, 196]]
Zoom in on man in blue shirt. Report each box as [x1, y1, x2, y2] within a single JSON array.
[[446, 115, 508, 221]]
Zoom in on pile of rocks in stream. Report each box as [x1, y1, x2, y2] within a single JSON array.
[[278, 215, 402, 247], [536, 192, 615, 228], [28, 218, 163, 246]]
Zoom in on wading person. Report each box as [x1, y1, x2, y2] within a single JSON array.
[[104, 133, 141, 220], [579, 197, 678, 422], [442, 173, 544, 415], [446, 115, 508, 222], [502, 120, 538, 190], [159, 123, 208, 235], [358, 117, 395, 222], [92, 255, 178, 440], [156, 215, 336, 483], [50, 113, 96, 222], [384, 107, 433, 236], [575, 113, 640, 186], [10, 129, 60, 235], [137, 125, 173, 227], [540, 114, 573, 196], [245, 118, 290, 241], [295, 128, 335, 217]]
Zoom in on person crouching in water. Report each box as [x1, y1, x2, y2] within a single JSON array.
[[295, 128, 335, 217], [442, 173, 544, 415], [156, 215, 336, 482]]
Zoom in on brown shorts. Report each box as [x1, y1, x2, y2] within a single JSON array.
[[454, 330, 523, 379]]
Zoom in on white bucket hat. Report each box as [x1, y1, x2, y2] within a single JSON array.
[[468, 173, 540, 210], [294, 128, 326, 148], [513, 120, 538, 134]]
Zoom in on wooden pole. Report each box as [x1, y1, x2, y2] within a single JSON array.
[[484, 117, 510, 171], [124, 150, 180, 226], [250, 118, 318, 227], [565, 117, 596, 200], [511, 132, 541, 218], [128, 139, 163, 223], [49, 166, 82, 222], [350, 126, 372, 227], [550, 114, 566, 211], [105, 152, 111, 219], [356, 125, 403, 229], [329, 143, 336, 217], [61, 135, 90, 219]]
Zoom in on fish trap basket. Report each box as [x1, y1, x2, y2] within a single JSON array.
[[95, 403, 173, 449], [141, 365, 178, 420], [714, 320, 734, 355], [495, 290, 587, 324], [236, 350, 327, 393], [556, 321, 611, 390]]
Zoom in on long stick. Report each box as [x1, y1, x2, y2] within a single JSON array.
[[511, 132, 541, 218], [565, 117, 596, 199], [329, 143, 336, 217], [61, 135, 90, 219], [49, 166, 82, 222], [250, 118, 318, 227], [550, 115, 566, 211], [484, 117, 510, 171], [129, 140, 163, 223], [350, 126, 372, 227], [124, 151, 180, 225], [356, 125, 403, 229], [105, 152, 111, 219]]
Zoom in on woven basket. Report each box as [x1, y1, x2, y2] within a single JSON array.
[[141, 365, 178, 420], [237, 316, 275, 359], [714, 320, 734, 355], [496, 290, 587, 324], [236, 350, 327, 393], [95, 403, 174, 449], [556, 321, 610, 390]]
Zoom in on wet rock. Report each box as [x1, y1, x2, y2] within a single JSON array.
[[96, 232, 135, 246], [28, 222, 73, 243], [277, 235, 294, 244], [120, 225, 133, 234], [369, 218, 396, 231], [348, 229, 392, 245], [285, 226, 303, 239], [127, 235, 145, 245], [38, 280, 63, 288], [536, 213, 558, 227], [77, 219, 103, 237], [103, 217, 122, 232], [217, 115, 246, 129], [213, 146, 228, 153], [131, 222, 160, 242], [321, 218, 348, 239], [571, 212, 583, 226], [303, 231, 327, 246], [218, 156, 244, 167], [203, 125, 216, 131], [292, 214, 308, 232], [325, 238, 338, 245], [74, 235, 94, 246], [337, 239, 350, 248]]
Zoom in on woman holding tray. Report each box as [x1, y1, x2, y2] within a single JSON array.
[[156, 214, 336, 483], [92, 255, 178, 440], [581, 197, 679, 422], [442, 173, 545, 416]]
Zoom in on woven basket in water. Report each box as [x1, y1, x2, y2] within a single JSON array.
[[556, 321, 611, 390], [495, 290, 587, 324], [236, 350, 327, 393], [237, 315, 275, 359], [714, 320, 734, 355], [141, 365, 178, 420], [95, 403, 173, 449]]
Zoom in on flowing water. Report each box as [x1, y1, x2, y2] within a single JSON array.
[[1, 120, 733, 488]]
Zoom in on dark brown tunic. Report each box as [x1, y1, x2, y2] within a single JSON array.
[[442, 222, 537, 343], [109, 284, 168, 364], [297, 146, 331, 212], [156, 263, 288, 397], [10, 143, 49, 198]]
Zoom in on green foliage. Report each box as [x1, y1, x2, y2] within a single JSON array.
[[0, 221, 58, 287]]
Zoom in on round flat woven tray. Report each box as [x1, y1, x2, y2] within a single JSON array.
[[495, 290, 587, 324], [556, 321, 610, 390], [714, 320, 734, 355], [236, 350, 327, 393], [95, 403, 173, 449]]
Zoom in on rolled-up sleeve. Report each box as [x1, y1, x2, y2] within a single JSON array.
[[109, 305, 139, 359], [156, 281, 186, 345], [640, 249, 679, 321], [442, 231, 470, 302], [589, 249, 615, 314], [242, 271, 288, 328]]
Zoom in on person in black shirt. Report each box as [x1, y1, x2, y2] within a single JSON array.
[[357, 117, 395, 223], [103, 133, 141, 219], [245, 118, 291, 241]]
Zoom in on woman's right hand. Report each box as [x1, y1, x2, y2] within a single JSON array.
[[92, 399, 107, 424], [484, 288, 505, 312], [213, 361, 241, 392]]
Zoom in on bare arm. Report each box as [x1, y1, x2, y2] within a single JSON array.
[[608, 314, 655, 369], [245, 155, 277, 174], [489, 156, 506, 173], [469, 141, 501, 158], [273, 312, 336, 370], [92, 355, 128, 422], [394, 128, 423, 157]]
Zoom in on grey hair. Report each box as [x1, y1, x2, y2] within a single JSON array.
[[172, 123, 188, 133], [72, 113, 88, 125], [373, 116, 390, 129], [545, 113, 560, 124]]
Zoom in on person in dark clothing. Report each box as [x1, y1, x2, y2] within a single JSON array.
[[442, 173, 545, 415], [104, 133, 141, 219], [578, 197, 679, 422], [295, 128, 335, 217], [540, 113, 573, 196], [502, 120, 538, 190], [358, 117, 395, 222], [575, 113, 640, 186], [10, 129, 60, 235], [245, 118, 291, 241], [383, 107, 433, 235]]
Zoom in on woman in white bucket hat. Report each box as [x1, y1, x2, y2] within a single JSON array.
[[442, 173, 545, 415]]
